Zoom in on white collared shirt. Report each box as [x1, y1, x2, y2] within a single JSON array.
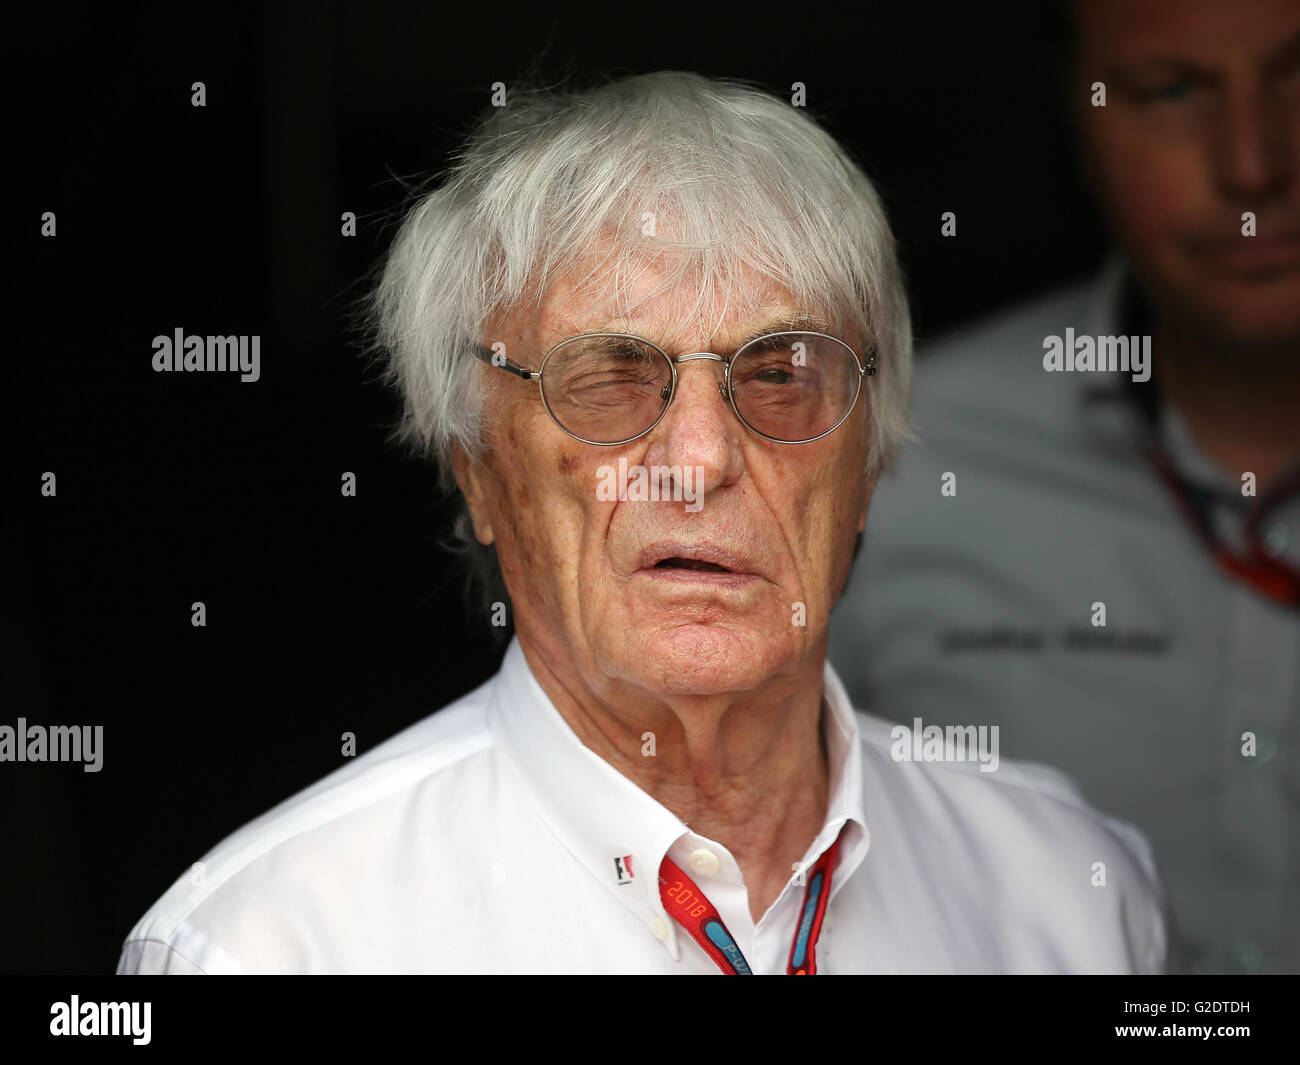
[[117, 637, 1168, 974]]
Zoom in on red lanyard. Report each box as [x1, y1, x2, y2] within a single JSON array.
[[658, 827, 843, 975], [1147, 444, 1300, 607]]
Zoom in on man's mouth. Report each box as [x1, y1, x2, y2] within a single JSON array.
[[1194, 232, 1300, 278], [634, 542, 761, 585], [654, 558, 732, 572]]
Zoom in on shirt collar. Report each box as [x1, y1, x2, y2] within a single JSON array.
[[485, 636, 869, 960]]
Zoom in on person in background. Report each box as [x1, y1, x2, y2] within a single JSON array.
[[831, 0, 1300, 973]]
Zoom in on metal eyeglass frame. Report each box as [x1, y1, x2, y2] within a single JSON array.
[[471, 331, 877, 446]]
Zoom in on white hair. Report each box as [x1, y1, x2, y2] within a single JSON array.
[[359, 71, 914, 612]]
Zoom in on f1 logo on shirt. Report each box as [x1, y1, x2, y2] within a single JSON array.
[[613, 854, 636, 884]]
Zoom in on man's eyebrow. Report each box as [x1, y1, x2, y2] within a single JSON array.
[[556, 313, 835, 351], [735, 314, 832, 346], [1107, 27, 1300, 78], [568, 332, 643, 349], [1108, 57, 1212, 78]]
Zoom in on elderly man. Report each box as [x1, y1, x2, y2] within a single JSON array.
[[117, 71, 1169, 974]]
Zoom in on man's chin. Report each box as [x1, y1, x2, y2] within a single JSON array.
[[605, 623, 796, 697], [1171, 274, 1300, 356]]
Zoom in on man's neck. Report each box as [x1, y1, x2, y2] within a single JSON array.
[[1152, 319, 1300, 491], [516, 634, 831, 924]]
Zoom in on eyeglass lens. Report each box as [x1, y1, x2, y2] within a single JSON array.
[[539, 332, 860, 444]]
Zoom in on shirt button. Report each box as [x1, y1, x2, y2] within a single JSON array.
[[650, 915, 669, 941], [688, 849, 721, 876]]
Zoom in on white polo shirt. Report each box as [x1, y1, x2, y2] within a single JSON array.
[[117, 637, 1169, 974]]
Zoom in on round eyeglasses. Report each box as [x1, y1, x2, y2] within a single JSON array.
[[472, 331, 875, 445]]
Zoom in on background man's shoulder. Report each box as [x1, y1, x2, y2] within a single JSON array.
[[904, 276, 1104, 446], [921, 276, 1100, 379]]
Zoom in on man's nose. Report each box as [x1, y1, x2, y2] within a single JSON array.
[[642, 356, 747, 496], [1212, 80, 1294, 202]]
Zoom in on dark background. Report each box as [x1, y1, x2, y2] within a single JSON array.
[[4, 0, 1105, 973]]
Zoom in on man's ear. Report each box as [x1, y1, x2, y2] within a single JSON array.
[[451, 444, 496, 546]]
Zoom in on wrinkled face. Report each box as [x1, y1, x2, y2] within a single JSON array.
[[454, 254, 873, 700], [1073, 0, 1300, 349]]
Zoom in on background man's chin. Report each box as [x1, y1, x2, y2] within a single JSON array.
[[1196, 303, 1300, 357], [1160, 278, 1300, 357]]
